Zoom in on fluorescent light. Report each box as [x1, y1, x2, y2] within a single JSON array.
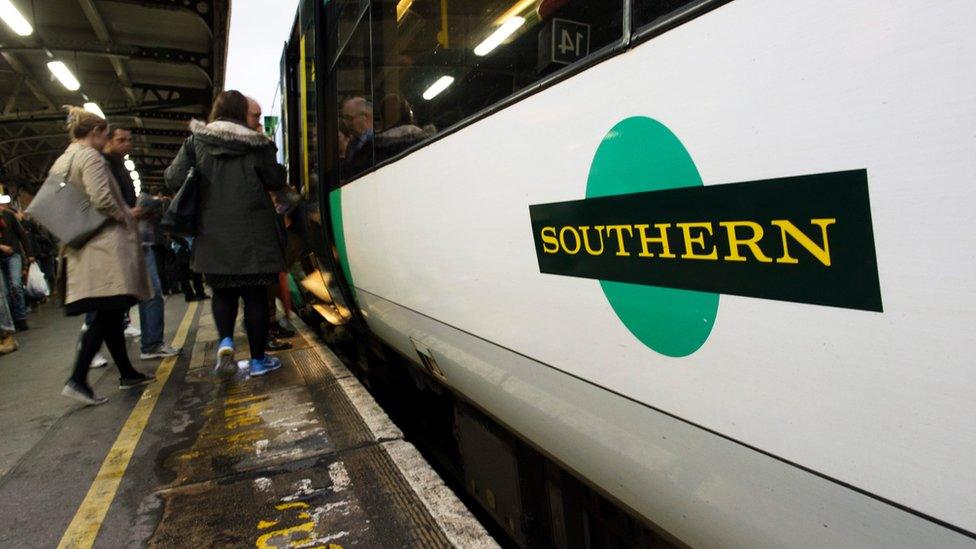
[[124, 159, 135, 171], [396, 0, 414, 22], [422, 76, 454, 100], [130, 171, 140, 181], [0, 0, 33, 36], [83, 102, 105, 119], [47, 61, 80, 91], [492, 0, 535, 26], [474, 16, 525, 56]]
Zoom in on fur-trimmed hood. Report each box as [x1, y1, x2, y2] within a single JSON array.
[[189, 119, 271, 148]]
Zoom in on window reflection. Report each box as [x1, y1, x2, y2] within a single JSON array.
[[334, 0, 625, 181]]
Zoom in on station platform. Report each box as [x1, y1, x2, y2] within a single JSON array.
[[0, 299, 496, 548]]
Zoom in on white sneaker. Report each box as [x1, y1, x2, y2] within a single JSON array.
[[140, 344, 181, 360], [124, 326, 142, 338], [91, 352, 109, 368]]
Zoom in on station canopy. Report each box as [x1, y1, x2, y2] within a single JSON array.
[[0, 0, 229, 194]]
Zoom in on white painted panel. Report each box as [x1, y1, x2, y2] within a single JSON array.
[[340, 0, 976, 535], [359, 291, 974, 547]]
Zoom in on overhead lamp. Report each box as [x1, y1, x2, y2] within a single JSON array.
[[130, 170, 140, 181], [47, 61, 80, 91], [0, 0, 33, 36], [422, 76, 454, 100], [124, 159, 135, 171], [474, 16, 525, 56], [83, 102, 105, 119], [395, 0, 414, 22], [124, 154, 130, 160], [492, 0, 535, 26]]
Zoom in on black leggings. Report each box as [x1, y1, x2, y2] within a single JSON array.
[[211, 285, 269, 360], [73, 309, 140, 386]]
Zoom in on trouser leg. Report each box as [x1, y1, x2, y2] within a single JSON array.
[[97, 309, 141, 379], [211, 287, 241, 341], [267, 284, 278, 325], [1, 254, 26, 322], [178, 262, 193, 300], [138, 249, 165, 353], [72, 312, 107, 387], [0, 268, 13, 333], [242, 285, 270, 361], [191, 272, 205, 298]]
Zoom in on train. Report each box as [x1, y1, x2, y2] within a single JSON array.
[[269, 0, 976, 546]]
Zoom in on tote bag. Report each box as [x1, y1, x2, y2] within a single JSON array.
[[25, 153, 108, 249]]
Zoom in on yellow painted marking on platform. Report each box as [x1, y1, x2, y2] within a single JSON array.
[[57, 302, 199, 549], [256, 521, 315, 549], [275, 502, 309, 511], [258, 519, 280, 530]]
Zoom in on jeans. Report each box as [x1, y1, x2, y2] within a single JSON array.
[[0, 253, 26, 322], [0, 269, 14, 332], [138, 248, 164, 353]]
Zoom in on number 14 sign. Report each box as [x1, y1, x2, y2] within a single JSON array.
[[551, 19, 591, 65]]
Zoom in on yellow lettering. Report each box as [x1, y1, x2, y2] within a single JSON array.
[[558, 226, 581, 255], [634, 223, 675, 258], [676, 222, 718, 260], [719, 221, 773, 263], [579, 226, 605, 256], [771, 218, 836, 266], [604, 225, 634, 256], [540, 226, 559, 254]]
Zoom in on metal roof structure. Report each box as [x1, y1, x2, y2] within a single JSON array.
[[0, 0, 230, 194]]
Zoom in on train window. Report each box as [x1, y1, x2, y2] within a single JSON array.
[[632, 0, 706, 32], [369, 0, 624, 164], [335, 8, 375, 183], [334, 0, 370, 68]]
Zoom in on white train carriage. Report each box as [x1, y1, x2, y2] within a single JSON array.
[[276, 0, 976, 546]]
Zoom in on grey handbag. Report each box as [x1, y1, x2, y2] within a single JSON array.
[[26, 152, 109, 249]]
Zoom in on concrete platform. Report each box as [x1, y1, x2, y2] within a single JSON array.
[[0, 300, 496, 548]]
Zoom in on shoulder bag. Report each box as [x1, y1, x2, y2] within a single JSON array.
[[25, 152, 109, 249], [160, 135, 201, 237]]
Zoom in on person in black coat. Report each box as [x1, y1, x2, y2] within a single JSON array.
[[164, 90, 286, 378]]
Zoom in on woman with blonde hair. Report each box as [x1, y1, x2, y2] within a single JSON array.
[[50, 107, 154, 405]]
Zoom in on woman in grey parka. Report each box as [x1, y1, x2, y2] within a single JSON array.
[[165, 90, 286, 377]]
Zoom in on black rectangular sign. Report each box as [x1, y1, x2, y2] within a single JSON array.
[[529, 170, 882, 311]]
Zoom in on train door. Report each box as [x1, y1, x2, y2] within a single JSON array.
[[282, 0, 358, 335]]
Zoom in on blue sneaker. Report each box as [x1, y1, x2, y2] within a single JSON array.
[[214, 337, 237, 378], [249, 356, 282, 377]]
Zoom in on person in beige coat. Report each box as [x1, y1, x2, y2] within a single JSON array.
[[49, 107, 155, 406]]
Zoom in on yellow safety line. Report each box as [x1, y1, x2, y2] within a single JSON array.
[[58, 302, 199, 549]]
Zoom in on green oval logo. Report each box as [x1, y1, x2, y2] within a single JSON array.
[[585, 117, 719, 357]]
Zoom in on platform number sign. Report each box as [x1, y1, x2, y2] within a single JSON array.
[[551, 19, 590, 65]]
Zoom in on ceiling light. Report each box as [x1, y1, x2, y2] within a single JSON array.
[[124, 159, 135, 171], [474, 16, 525, 56], [422, 76, 454, 100], [130, 171, 140, 181], [492, 0, 535, 26], [47, 61, 80, 91], [124, 154, 130, 160], [0, 0, 33, 36], [83, 102, 105, 119], [396, 0, 414, 22]]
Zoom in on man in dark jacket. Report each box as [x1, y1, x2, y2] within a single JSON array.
[[103, 127, 136, 207], [0, 198, 33, 331]]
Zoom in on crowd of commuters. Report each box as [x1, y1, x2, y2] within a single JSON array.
[[0, 187, 57, 353], [0, 88, 298, 406]]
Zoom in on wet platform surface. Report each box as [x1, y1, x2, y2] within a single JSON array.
[[0, 301, 495, 548]]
